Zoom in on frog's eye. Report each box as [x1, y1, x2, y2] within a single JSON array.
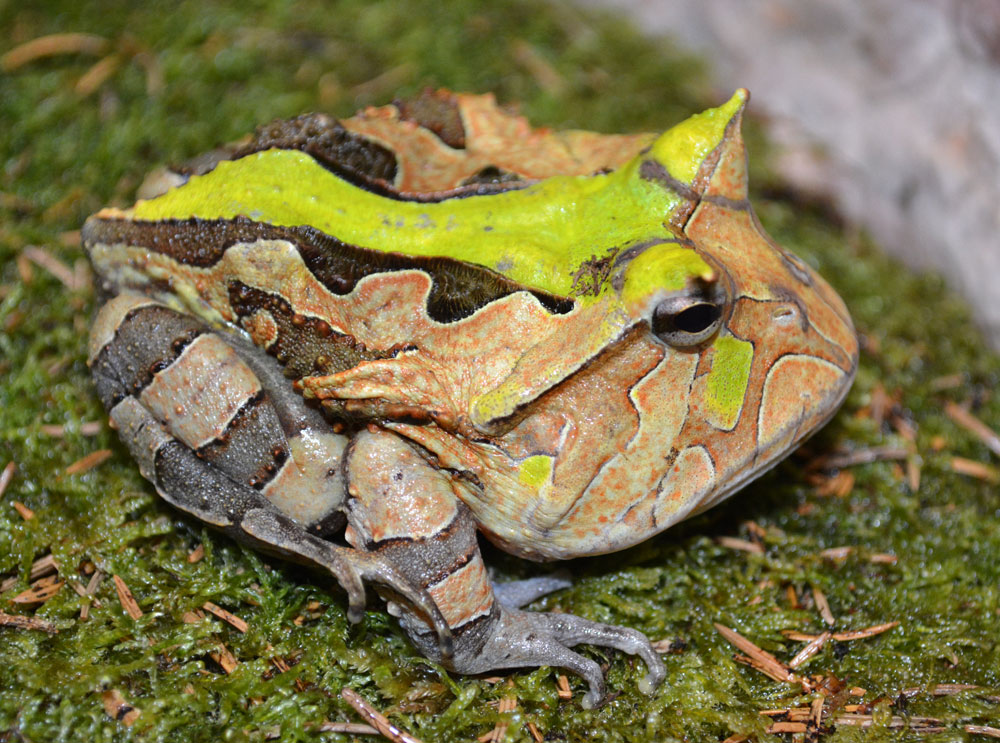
[[651, 292, 724, 347]]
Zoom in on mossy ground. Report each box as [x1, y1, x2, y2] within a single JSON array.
[[1, 1, 999, 741]]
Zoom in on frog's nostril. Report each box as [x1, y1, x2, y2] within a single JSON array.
[[772, 306, 795, 321]]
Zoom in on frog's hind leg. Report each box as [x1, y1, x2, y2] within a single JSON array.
[[88, 294, 451, 646], [344, 429, 665, 708]]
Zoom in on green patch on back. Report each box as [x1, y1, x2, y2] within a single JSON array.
[[704, 334, 754, 430], [128, 98, 742, 307]]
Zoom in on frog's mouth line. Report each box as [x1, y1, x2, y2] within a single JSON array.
[[691, 359, 858, 518]]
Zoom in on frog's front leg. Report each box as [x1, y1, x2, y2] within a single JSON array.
[[88, 294, 451, 646], [344, 429, 666, 708]]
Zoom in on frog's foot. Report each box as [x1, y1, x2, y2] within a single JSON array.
[[455, 605, 666, 708], [492, 572, 572, 609]]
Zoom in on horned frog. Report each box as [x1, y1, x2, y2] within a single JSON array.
[[84, 89, 858, 706]]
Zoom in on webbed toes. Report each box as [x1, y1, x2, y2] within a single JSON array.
[[460, 606, 664, 706]]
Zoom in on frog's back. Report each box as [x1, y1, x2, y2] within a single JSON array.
[[82, 90, 657, 428]]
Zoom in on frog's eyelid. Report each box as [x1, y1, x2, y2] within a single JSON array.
[[612, 237, 694, 270], [607, 237, 691, 293]]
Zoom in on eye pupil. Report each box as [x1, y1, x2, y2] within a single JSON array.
[[673, 303, 719, 333], [651, 298, 723, 347]]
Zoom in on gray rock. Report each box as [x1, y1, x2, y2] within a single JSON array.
[[583, 0, 1000, 348]]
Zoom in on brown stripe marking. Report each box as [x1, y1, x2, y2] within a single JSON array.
[[229, 113, 399, 188], [231, 106, 534, 201], [229, 110, 526, 201], [83, 215, 574, 323], [227, 281, 386, 380], [194, 389, 289, 491]]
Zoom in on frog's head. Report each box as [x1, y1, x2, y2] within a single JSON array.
[[611, 90, 858, 522]]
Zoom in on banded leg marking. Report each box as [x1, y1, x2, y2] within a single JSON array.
[[91, 294, 345, 526], [88, 295, 453, 648], [344, 429, 665, 706], [344, 429, 492, 634]]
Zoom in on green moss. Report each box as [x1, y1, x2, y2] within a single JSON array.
[[1, 0, 998, 740]]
